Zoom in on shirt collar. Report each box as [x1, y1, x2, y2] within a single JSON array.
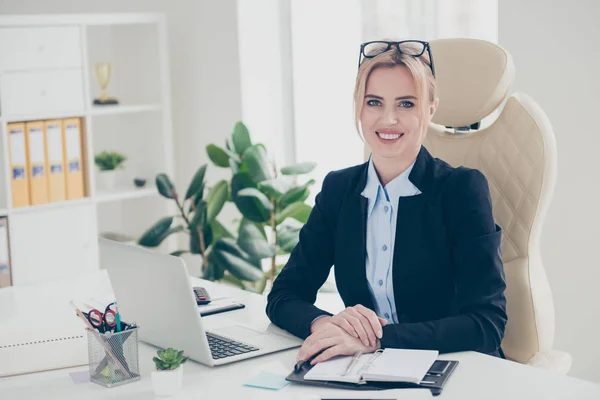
[[361, 156, 420, 215]]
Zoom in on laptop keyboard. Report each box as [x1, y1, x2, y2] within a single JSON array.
[[206, 332, 259, 360]]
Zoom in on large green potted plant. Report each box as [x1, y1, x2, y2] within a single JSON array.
[[138, 121, 316, 293]]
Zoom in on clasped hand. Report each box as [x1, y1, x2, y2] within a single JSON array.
[[296, 305, 387, 365]]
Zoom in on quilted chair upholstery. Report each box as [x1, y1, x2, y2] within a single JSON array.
[[364, 38, 571, 374]]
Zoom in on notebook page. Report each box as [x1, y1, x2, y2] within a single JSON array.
[[304, 353, 375, 384], [362, 349, 438, 384]]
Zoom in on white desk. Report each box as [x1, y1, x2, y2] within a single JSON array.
[[1, 270, 599, 400]]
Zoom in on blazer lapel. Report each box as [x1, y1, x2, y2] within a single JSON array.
[[392, 146, 436, 311], [336, 165, 375, 310]]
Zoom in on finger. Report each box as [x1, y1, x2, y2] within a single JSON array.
[[344, 313, 370, 347], [378, 317, 388, 326], [297, 336, 341, 363], [311, 345, 345, 365], [347, 308, 376, 346], [354, 304, 383, 339], [330, 316, 359, 338]]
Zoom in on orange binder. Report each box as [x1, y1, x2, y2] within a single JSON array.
[[62, 118, 85, 200], [25, 121, 49, 205], [7, 122, 30, 208], [44, 120, 67, 202]]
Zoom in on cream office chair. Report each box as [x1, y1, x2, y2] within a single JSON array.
[[364, 38, 571, 374]]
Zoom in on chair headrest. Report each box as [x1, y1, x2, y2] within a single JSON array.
[[429, 38, 515, 128]]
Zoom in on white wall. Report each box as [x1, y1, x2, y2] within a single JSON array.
[[290, 0, 364, 201], [236, 0, 295, 170], [499, 0, 600, 382], [0, 0, 243, 199]]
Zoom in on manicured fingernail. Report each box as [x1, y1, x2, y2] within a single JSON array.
[[377, 331, 382, 338]]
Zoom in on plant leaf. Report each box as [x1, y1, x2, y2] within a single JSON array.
[[232, 121, 252, 156], [189, 200, 207, 230], [156, 174, 176, 199], [278, 179, 315, 209], [242, 145, 273, 183], [275, 202, 312, 225], [206, 180, 229, 222], [277, 223, 301, 253], [206, 144, 230, 168], [170, 250, 189, 257], [231, 173, 270, 223], [205, 252, 225, 280], [237, 188, 273, 211], [280, 162, 317, 176], [229, 158, 240, 174], [238, 221, 275, 259], [184, 165, 207, 200], [210, 219, 235, 242], [138, 217, 173, 246], [257, 179, 291, 202], [211, 247, 264, 282]]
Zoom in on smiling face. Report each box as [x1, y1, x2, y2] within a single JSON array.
[[360, 65, 435, 167]]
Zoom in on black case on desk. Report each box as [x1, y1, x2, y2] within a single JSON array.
[[286, 359, 459, 397]]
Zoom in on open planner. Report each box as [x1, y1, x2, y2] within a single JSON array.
[[287, 349, 458, 396]]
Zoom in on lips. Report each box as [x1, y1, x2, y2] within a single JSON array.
[[376, 131, 404, 140]]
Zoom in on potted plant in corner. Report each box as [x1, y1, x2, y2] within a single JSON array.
[[151, 348, 188, 396], [94, 150, 126, 190]]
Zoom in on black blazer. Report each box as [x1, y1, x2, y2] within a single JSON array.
[[266, 146, 507, 357]]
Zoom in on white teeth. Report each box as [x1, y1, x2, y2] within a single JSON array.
[[377, 132, 403, 140]]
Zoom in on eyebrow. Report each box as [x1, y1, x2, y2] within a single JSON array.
[[365, 94, 417, 100]]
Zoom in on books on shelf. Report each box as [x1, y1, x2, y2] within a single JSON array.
[[63, 117, 85, 200], [45, 120, 67, 203], [6, 118, 87, 208], [25, 121, 49, 205], [7, 122, 29, 208]]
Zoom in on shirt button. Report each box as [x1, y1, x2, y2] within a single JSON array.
[[378, 279, 384, 286], [382, 244, 388, 251], [384, 206, 389, 213], [385, 313, 390, 319]]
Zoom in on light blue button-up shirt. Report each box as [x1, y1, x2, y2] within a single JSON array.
[[361, 157, 421, 324]]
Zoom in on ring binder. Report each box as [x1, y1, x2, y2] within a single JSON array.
[[286, 349, 459, 397]]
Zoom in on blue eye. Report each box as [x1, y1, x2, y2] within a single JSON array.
[[366, 99, 381, 106], [399, 101, 414, 108]]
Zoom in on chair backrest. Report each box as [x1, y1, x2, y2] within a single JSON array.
[[364, 39, 558, 364]]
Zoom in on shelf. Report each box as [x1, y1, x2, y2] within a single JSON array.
[[0, 104, 162, 123], [0, 208, 7, 216], [1, 110, 85, 123], [89, 103, 162, 116], [95, 187, 158, 204], [10, 198, 92, 215]]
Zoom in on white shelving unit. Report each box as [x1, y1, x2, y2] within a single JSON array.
[[0, 14, 176, 286]]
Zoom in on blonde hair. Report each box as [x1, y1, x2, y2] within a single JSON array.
[[353, 41, 437, 137]]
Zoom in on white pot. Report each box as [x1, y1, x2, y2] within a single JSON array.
[[98, 170, 118, 190], [151, 366, 183, 396]]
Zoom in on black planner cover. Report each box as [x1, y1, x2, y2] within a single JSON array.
[[286, 359, 459, 397]]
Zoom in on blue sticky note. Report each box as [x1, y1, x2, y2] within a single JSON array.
[[243, 371, 291, 390], [69, 370, 90, 384]]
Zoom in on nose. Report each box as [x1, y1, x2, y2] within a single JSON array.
[[382, 106, 398, 126]]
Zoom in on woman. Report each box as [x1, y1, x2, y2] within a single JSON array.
[[266, 40, 507, 365]]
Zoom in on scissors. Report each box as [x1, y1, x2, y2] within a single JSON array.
[[86, 302, 117, 333]]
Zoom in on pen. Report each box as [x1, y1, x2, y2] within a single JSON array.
[[342, 351, 362, 376], [114, 302, 122, 332]]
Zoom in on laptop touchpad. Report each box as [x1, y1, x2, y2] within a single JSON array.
[[215, 325, 267, 340]]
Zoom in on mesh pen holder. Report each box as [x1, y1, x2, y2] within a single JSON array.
[[86, 327, 141, 388]]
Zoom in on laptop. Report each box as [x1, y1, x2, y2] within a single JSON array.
[[98, 237, 303, 366]]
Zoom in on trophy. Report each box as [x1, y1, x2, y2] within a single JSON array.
[[93, 62, 119, 105]]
